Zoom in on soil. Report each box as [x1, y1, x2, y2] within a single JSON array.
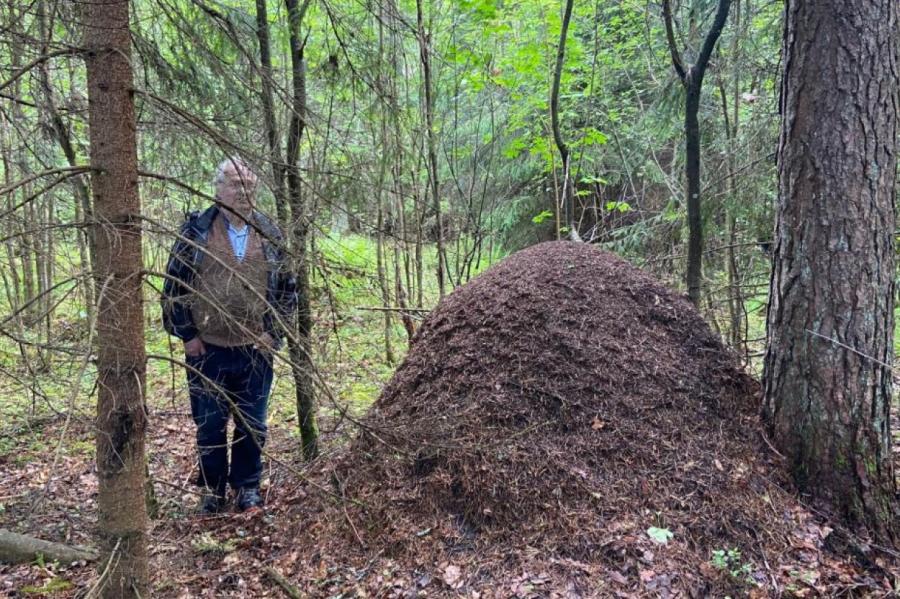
[[1, 241, 897, 597]]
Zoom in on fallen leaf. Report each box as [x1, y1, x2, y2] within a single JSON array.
[[647, 526, 673, 545], [442, 564, 462, 588]]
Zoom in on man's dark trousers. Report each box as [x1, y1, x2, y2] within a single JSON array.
[[186, 343, 273, 495]]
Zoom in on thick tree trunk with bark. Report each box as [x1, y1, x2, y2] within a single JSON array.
[[764, 0, 898, 539], [84, 0, 149, 595], [84, 2, 148, 596]]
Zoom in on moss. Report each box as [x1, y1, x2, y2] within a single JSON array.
[[834, 453, 848, 469], [21, 578, 74, 595], [865, 458, 878, 477]]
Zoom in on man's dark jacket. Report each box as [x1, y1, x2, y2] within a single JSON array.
[[161, 205, 297, 350]]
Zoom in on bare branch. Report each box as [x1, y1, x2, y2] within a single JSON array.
[[0, 48, 81, 94], [696, 0, 733, 74], [0, 165, 91, 197], [662, 0, 686, 81]]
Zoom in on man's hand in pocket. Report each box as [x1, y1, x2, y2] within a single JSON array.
[[184, 337, 206, 357]]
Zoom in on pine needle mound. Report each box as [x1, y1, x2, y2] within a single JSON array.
[[339, 242, 775, 556]]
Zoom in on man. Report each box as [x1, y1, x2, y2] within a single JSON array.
[[162, 157, 296, 513]]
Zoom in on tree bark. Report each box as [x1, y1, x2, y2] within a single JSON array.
[[662, 0, 732, 306], [550, 0, 575, 240], [764, 0, 898, 539], [0, 529, 98, 565], [285, 0, 318, 460], [415, 0, 446, 297], [84, 1, 149, 596], [254, 0, 288, 225], [376, 7, 395, 365]]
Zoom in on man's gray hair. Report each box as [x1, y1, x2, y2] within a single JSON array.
[[213, 156, 258, 187]]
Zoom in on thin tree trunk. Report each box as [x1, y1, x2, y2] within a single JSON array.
[[384, 0, 414, 338], [415, 0, 446, 297], [285, 0, 318, 460], [255, 0, 288, 226], [662, 0, 732, 306], [33, 195, 48, 337], [5, 1, 34, 327], [727, 0, 744, 355], [0, 129, 30, 372], [376, 182, 394, 364], [43, 195, 54, 337], [375, 8, 395, 364], [25, 199, 39, 326], [550, 0, 575, 240], [414, 179, 424, 307], [83, 0, 149, 595], [0, 131, 22, 328], [36, 0, 78, 327], [764, 0, 898, 539], [683, 81, 703, 305]]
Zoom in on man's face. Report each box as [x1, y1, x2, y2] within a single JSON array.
[[216, 163, 257, 219]]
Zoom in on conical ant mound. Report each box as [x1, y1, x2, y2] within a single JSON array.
[[340, 241, 778, 563]]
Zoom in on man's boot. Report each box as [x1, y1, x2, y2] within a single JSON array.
[[235, 487, 263, 512], [198, 488, 226, 514]]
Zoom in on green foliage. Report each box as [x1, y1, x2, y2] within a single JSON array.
[[0, 0, 787, 488], [191, 532, 238, 555], [605, 201, 632, 213], [710, 548, 755, 586], [646, 526, 673, 545], [531, 210, 554, 224], [20, 577, 73, 595]]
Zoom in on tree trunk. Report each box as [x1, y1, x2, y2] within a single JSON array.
[[0, 135, 22, 328], [764, 0, 898, 539], [662, 0, 732, 306], [376, 9, 395, 365], [550, 0, 575, 240], [84, 1, 149, 596], [415, 0, 446, 297], [726, 0, 745, 356], [376, 177, 394, 364], [683, 81, 702, 305], [285, 0, 318, 460], [254, 0, 288, 226]]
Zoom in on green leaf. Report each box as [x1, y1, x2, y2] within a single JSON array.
[[605, 201, 632, 213], [503, 136, 528, 159], [580, 127, 608, 146], [531, 210, 554, 224], [647, 526, 673, 545]]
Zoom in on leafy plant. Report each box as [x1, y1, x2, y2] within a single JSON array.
[[710, 548, 755, 586], [646, 526, 673, 545], [531, 210, 554, 224]]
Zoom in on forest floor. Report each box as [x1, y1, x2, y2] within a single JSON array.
[[2, 241, 900, 597]]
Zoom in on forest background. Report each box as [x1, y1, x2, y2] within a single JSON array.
[[0, 0, 782, 421], [0, 0, 869, 593]]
